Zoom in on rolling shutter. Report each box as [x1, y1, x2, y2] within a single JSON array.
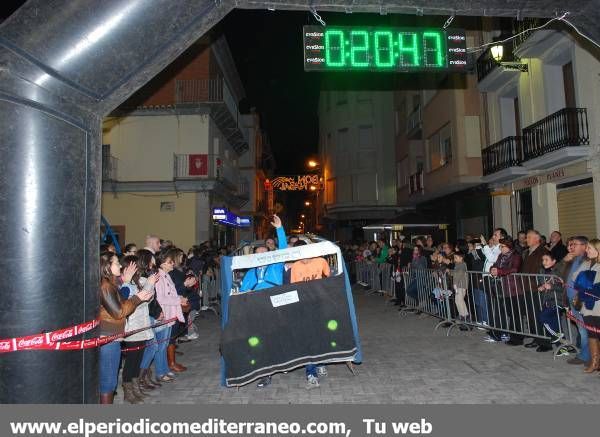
[[557, 184, 596, 239]]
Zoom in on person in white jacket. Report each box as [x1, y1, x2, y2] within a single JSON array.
[[481, 228, 508, 273]]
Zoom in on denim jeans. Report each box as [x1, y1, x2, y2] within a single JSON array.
[[305, 364, 325, 378], [140, 337, 158, 370], [472, 288, 489, 324], [99, 340, 122, 394], [571, 305, 590, 362], [154, 325, 172, 377]]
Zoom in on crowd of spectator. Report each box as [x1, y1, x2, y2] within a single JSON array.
[[98, 236, 223, 404], [345, 229, 600, 374]]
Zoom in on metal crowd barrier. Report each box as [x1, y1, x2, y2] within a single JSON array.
[[401, 268, 453, 330], [353, 262, 396, 298], [401, 268, 578, 359]]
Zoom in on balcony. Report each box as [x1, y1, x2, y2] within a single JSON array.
[[522, 108, 590, 170], [481, 136, 529, 183], [477, 45, 525, 92], [481, 108, 590, 179], [513, 18, 565, 58], [406, 105, 422, 139], [175, 78, 249, 154], [174, 153, 239, 189], [408, 171, 424, 196]]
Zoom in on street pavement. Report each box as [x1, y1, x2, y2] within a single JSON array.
[[116, 287, 600, 404]]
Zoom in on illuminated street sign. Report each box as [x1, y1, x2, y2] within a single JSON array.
[[271, 175, 321, 191], [212, 208, 251, 227], [303, 26, 467, 72]]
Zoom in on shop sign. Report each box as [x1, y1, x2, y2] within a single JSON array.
[[212, 208, 251, 228], [512, 163, 586, 191]]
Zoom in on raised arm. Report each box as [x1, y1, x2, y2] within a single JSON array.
[[271, 214, 287, 250]]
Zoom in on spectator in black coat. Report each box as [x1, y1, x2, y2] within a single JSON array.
[[547, 231, 568, 262]]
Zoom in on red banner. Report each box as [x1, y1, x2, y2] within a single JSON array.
[[0, 317, 176, 354], [188, 154, 208, 176]]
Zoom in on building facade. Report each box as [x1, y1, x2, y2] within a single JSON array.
[[395, 31, 490, 241], [238, 110, 276, 242], [318, 86, 402, 241], [478, 19, 600, 239], [101, 36, 257, 250]]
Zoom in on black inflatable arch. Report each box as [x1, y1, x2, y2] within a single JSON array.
[[0, 0, 597, 403]]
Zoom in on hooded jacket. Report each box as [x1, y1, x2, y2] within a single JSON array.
[[240, 226, 287, 292]]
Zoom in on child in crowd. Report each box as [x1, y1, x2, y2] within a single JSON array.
[[536, 252, 563, 351], [451, 252, 470, 322]]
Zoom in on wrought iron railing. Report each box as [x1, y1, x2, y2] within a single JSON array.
[[481, 136, 523, 176], [175, 79, 224, 105], [522, 108, 589, 160], [512, 18, 541, 51], [408, 171, 424, 195], [175, 78, 248, 148]]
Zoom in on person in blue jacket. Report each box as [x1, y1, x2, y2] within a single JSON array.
[[240, 214, 287, 292], [238, 214, 286, 388]]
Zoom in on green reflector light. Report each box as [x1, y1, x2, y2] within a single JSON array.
[[248, 336, 260, 347], [327, 320, 338, 331], [331, 341, 337, 348]]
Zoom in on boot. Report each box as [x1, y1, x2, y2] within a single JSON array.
[[146, 368, 162, 387], [584, 338, 600, 373], [99, 392, 114, 404], [122, 382, 143, 404], [139, 369, 157, 390], [167, 344, 187, 372], [131, 378, 149, 399], [138, 372, 156, 393]]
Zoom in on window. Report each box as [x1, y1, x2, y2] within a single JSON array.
[[397, 158, 409, 187], [336, 128, 350, 171], [358, 125, 373, 149], [427, 123, 452, 171]]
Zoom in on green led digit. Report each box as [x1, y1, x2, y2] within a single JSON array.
[[350, 30, 369, 67], [325, 30, 345, 67], [398, 32, 419, 67], [422, 31, 444, 67], [374, 31, 394, 67]]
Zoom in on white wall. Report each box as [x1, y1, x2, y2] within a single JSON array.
[[103, 114, 210, 181], [318, 90, 396, 207]]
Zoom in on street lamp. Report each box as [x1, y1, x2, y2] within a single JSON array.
[[309, 185, 317, 191], [491, 43, 504, 62], [305, 201, 311, 206], [488, 42, 527, 72], [307, 159, 319, 169], [300, 214, 305, 218]]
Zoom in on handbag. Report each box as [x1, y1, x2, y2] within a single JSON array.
[[148, 297, 163, 319]]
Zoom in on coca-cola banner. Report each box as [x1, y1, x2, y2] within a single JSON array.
[[0, 317, 176, 353]]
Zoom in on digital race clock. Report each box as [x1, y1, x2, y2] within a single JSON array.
[[303, 26, 467, 72]]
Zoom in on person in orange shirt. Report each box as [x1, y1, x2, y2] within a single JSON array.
[[290, 240, 331, 389], [290, 251, 331, 283]]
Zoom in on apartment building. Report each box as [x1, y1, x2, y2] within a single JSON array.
[[101, 36, 256, 249], [318, 81, 402, 241], [478, 19, 600, 238], [395, 37, 490, 240]]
